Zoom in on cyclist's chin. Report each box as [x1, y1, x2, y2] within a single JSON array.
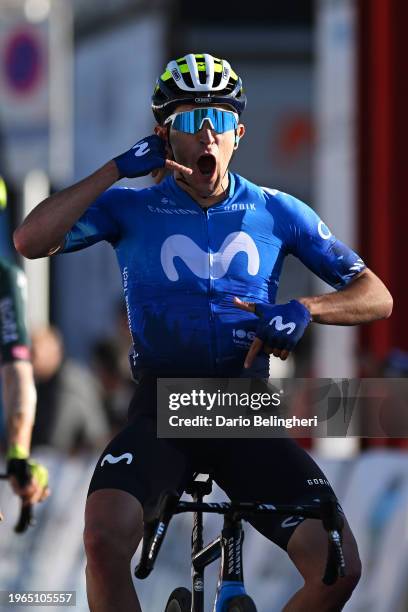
[[192, 169, 223, 196]]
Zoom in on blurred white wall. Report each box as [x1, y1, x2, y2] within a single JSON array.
[[314, 0, 358, 379], [53, 15, 166, 361]]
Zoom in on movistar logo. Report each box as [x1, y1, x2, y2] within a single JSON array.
[[281, 516, 304, 529], [268, 316, 296, 335], [132, 141, 150, 157], [160, 232, 260, 281], [100, 453, 133, 466]]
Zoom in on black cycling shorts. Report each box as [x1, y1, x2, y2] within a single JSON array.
[[88, 376, 339, 550]]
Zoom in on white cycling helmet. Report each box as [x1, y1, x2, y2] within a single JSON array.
[[152, 53, 247, 124]]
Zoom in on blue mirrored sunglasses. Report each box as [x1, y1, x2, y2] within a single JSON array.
[[164, 107, 238, 134]]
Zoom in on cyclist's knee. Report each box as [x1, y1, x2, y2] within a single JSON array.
[[84, 489, 143, 569], [84, 526, 136, 564], [287, 516, 361, 605], [303, 548, 361, 593], [304, 566, 361, 608]]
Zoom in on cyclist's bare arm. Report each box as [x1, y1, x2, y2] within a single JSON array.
[[2, 361, 36, 452], [14, 162, 120, 259], [297, 268, 393, 324], [235, 268, 393, 365], [2, 361, 48, 503], [14, 152, 191, 260], [236, 268, 392, 326]]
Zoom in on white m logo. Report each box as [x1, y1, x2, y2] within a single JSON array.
[[160, 232, 260, 281], [268, 316, 296, 335], [132, 141, 150, 157], [100, 453, 133, 466]]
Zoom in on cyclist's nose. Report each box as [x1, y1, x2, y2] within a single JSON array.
[[199, 121, 216, 145]]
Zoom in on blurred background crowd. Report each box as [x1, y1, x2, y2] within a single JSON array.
[[0, 0, 407, 610]]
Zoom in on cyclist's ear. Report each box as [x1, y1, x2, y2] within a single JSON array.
[[154, 125, 167, 141], [151, 125, 171, 183], [154, 125, 173, 160], [237, 123, 245, 141]]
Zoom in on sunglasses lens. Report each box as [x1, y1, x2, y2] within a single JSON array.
[[171, 108, 237, 134]]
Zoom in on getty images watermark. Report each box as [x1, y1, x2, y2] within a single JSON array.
[[167, 388, 317, 430], [156, 378, 408, 438]]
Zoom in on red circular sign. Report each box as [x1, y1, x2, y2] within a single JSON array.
[[3, 29, 43, 95]]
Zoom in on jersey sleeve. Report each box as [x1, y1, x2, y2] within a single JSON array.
[[266, 189, 366, 290], [61, 187, 123, 253], [0, 259, 30, 364]]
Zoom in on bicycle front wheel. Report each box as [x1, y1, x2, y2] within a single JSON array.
[[164, 587, 192, 612], [225, 595, 257, 611]]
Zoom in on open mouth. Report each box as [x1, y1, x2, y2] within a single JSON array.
[[196, 154, 216, 177]]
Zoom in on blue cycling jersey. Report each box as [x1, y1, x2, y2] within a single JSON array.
[[62, 173, 365, 377]]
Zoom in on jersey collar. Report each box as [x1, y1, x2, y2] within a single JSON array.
[[166, 172, 235, 209]]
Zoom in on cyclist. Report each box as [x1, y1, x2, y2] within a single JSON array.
[[0, 177, 49, 512], [14, 54, 392, 611]]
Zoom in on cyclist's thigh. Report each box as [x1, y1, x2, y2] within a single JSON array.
[[212, 437, 338, 550], [85, 488, 144, 556], [88, 413, 192, 512]]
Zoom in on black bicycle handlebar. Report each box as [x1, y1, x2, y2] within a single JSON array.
[[135, 492, 346, 584], [175, 500, 323, 518], [0, 473, 35, 533]]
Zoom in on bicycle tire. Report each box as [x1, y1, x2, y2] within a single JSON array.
[[225, 594, 257, 612], [164, 587, 192, 612]]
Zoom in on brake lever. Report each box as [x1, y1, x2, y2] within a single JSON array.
[[14, 503, 35, 533], [323, 528, 346, 585], [0, 473, 35, 533], [135, 490, 179, 579], [320, 496, 346, 585], [331, 529, 346, 577]]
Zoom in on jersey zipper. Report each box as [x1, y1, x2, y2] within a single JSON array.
[[202, 207, 217, 376]]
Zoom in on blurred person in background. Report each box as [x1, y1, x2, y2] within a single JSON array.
[[30, 325, 110, 453], [14, 54, 392, 611], [91, 337, 135, 434], [91, 299, 136, 434], [0, 176, 49, 515]]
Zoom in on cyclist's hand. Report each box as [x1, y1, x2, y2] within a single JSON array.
[[113, 135, 192, 179], [7, 446, 50, 506], [234, 297, 311, 367]]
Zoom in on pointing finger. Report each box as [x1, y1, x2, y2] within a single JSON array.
[[233, 296, 256, 313], [244, 337, 263, 368], [165, 159, 193, 175], [151, 167, 167, 184]]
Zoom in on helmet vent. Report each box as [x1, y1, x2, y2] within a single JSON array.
[[213, 71, 222, 88], [198, 69, 207, 85], [182, 72, 194, 88]]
